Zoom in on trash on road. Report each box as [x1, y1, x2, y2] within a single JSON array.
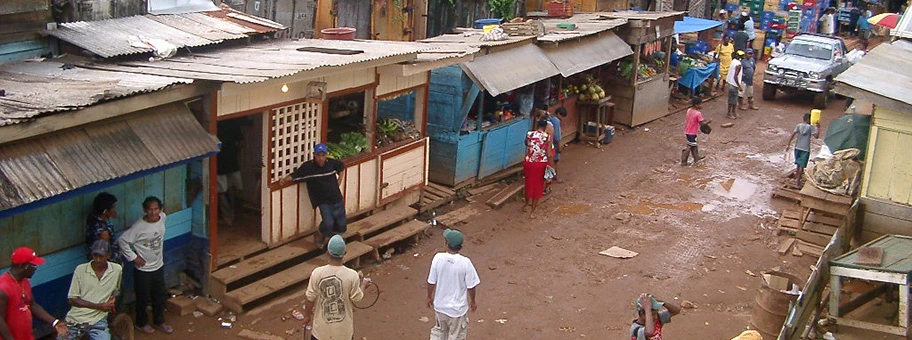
[[599, 246, 638, 259]]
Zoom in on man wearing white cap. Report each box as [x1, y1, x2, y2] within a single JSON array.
[[426, 229, 480, 340], [303, 235, 369, 340]]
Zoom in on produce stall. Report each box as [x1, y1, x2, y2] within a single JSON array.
[[599, 11, 685, 127], [672, 16, 724, 97]]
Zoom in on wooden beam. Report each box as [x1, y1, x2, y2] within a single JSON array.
[[0, 81, 220, 144], [839, 283, 887, 316]]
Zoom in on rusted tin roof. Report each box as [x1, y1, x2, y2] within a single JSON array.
[[75, 39, 431, 84], [45, 6, 285, 58], [0, 61, 192, 126], [537, 17, 628, 43], [0, 102, 219, 211], [595, 10, 686, 21], [835, 40, 912, 112]]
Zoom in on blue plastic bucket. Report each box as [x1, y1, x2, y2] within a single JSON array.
[[474, 18, 502, 29]]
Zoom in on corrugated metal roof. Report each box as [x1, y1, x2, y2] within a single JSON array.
[[595, 11, 686, 21], [892, 5, 912, 39], [419, 33, 537, 47], [835, 40, 912, 110], [76, 39, 431, 84], [0, 61, 193, 126], [541, 31, 633, 77], [0, 102, 219, 211], [461, 43, 560, 96], [537, 17, 628, 43], [45, 6, 285, 58]]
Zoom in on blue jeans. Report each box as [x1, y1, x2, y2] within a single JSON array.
[[66, 318, 110, 340], [318, 201, 347, 237]]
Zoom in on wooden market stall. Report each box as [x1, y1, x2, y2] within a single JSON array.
[[598, 11, 685, 127]]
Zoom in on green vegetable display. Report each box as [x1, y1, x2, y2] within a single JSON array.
[[327, 132, 369, 159]]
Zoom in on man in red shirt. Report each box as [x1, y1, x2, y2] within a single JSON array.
[[0, 247, 68, 340]]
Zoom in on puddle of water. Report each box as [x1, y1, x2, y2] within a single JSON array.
[[746, 152, 788, 164], [550, 203, 591, 216], [711, 177, 758, 201], [620, 198, 704, 215]]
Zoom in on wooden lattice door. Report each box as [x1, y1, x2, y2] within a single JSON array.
[[263, 101, 322, 244]]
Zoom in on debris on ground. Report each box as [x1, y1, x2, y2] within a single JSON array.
[[721, 123, 735, 128], [599, 246, 638, 259]]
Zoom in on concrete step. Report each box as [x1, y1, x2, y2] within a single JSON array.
[[210, 238, 321, 301], [343, 205, 417, 240], [364, 220, 428, 261]]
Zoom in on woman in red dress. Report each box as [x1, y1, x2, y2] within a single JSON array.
[[522, 118, 553, 218]]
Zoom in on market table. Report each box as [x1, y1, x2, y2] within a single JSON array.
[[677, 62, 718, 95], [829, 234, 912, 336]]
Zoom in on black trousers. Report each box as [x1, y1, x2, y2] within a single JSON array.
[[134, 268, 166, 327]]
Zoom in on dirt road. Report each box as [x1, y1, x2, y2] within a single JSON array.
[[145, 65, 878, 340]]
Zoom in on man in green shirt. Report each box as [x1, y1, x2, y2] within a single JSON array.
[[64, 240, 122, 340]]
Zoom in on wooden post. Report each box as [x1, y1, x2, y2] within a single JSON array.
[[631, 43, 642, 86], [664, 36, 672, 75], [208, 93, 220, 271], [413, 0, 428, 40]]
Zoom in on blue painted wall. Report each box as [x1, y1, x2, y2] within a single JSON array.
[[426, 65, 529, 185], [0, 162, 208, 321], [0, 39, 51, 64], [378, 91, 417, 122]]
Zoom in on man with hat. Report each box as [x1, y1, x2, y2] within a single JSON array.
[[426, 229, 480, 340], [0, 247, 68, 340], [303, 235, 369, 340], [738, 48, 760, 111], [64, 240, 122, 340], [280, 143, 347, 248], [630, 293, 681, 340]]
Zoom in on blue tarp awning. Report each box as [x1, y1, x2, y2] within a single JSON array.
[[678, 62, 719, 91], [674, 16, 724, 34]]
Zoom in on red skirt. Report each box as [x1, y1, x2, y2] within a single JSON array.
[[523, 160, 548, 199]]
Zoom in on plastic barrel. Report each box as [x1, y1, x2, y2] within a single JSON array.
[[811, 109, 821, 125], [750, 272, 801, 340]]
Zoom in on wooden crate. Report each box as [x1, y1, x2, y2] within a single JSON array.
[[548, 0, 574, 17]]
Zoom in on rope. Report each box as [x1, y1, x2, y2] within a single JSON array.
[[352, 280, 380, 309]]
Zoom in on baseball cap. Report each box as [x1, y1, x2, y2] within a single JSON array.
[[314, 143, 328, 154], [91, 240, 110, 256], [636, 296, 664, 313], [11, 247, 45, 266], [443, 229, 464, 248], [745, 48, 754, 54], [719, 9, 726, 13], [741, 11, 749, 16], [737, 50, 745, 56], [327, 235, 346, 258]]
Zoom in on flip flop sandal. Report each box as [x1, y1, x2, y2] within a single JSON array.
[[155, 324, 174, 334], [136, 325, 155, 334]]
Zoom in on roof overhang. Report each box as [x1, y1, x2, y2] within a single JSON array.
[[0, 102, 219, 215], [835, 40, 912, 113], [461, 43, 560, 96], [540, 31, 633, 77]]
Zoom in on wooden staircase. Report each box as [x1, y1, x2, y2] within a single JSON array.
[[210, 205, 424, 312]]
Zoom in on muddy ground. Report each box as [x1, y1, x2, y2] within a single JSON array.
[[144, 58, 899, 340]]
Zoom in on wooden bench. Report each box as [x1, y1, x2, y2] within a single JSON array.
[[210, 239, 320, 301], [364, 220, 428, 261], [342, 205, 417, 240]]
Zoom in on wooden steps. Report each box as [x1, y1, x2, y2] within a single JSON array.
[[223, 258, 326, 313], [486, 182, 524, 208], [342, 205, 417, 240], [365, 220, 428, 261], [211, 239, 321, 301], [318, 241, 374, 268], [417, 183, 458, 213]]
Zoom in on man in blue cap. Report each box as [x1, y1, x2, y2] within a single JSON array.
[[738, 48, 760, 111], [426, 229, 480, 340], [280, 143, 347, 247], [630, 293, 681, 340], [303, 235, 369, 340]]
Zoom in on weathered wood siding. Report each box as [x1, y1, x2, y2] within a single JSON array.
[[859, 106, 912, 242], [377, 72, 428, 97], [218, 68, 376, 117], [343, 158, 380, 214], [0, 1, 51, 63], [477, 117, 530, 178], [428, 133, 482, 186], [371, 0, 413, 41], [380, 138, 428, 202], [426, 0, 495, 37]]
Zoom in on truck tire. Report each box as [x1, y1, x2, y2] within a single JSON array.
[[762, 83, 776, 100], [813, 91, 829, 109]]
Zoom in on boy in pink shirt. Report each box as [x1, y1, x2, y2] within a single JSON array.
[[682, 97, 706, 165]]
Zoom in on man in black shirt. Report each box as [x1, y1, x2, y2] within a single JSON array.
[[280, 143, 346, 247], [732, 29, 749, 55]]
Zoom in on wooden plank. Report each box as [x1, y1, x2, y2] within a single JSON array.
[[347, 205, 417, 238], [474, 166, 523, 187], [782, 208, 803, 220], [801, 196, 850, 217], [224, 258, 328, 311], [426, 182, 456, 196], [862, 197, 912, 222], [803, 221, 839, 235], [486, 182, 524, 209], [798, 242, 825, 257], [424, 185, 453, 198], [468, 183, 500, 196], [319, 241, 373, 264], [778, 238, 798, 255], [839, 284, 887, 316], [797, 231, 832, 247], [778, 217, 801, 231], [211, 239, 320, 285], [807, 211, 843, 227], [422, 190, 445, 201], [364, 220, 428, 249], [437, 205, 481, 226]]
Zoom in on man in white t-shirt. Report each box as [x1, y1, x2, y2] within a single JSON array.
[[725, 50, 744, 119], [426, 229, 480, 340]]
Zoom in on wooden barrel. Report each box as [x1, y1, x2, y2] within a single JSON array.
[[750, 271, 802, 339]]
